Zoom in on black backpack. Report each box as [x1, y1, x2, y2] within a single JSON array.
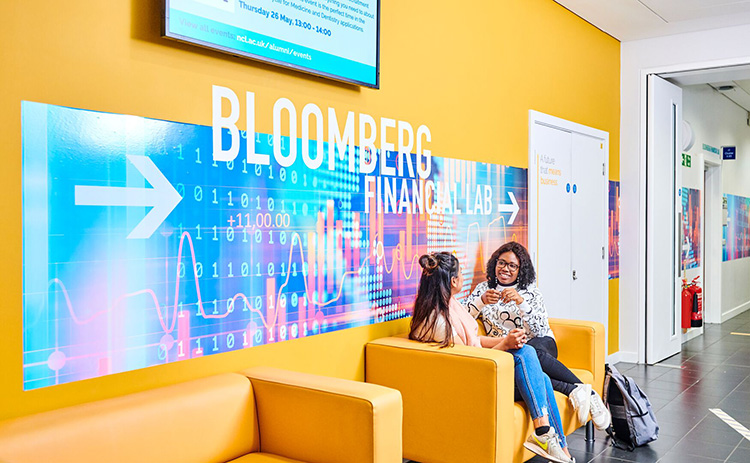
[[602, 364, 659, 450]]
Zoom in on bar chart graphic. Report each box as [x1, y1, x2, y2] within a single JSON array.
[[22, 102, 528, 389]]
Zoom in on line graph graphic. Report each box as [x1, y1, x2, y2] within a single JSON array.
[[22, 102, 528, 390]]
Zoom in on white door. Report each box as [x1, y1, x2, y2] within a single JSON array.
[[646, 75, 682, 364], [571, 133, 608, 328], [532, 123, 572, 319], [529, 112, 609, 329]]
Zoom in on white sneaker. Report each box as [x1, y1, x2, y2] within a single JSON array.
[[569, 383, 592, 425], [523, 427, 575, 463], [589, 390, 612, 430]]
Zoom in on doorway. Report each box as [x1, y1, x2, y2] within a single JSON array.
[[703, 160, 722, 326], [645, 64, 750, 363]]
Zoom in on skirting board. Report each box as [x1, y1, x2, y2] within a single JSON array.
[[722, 300, 750, 323], [607, 351, 638, 365], [606, 351, 639, 365], [605, 352, 621, 365]]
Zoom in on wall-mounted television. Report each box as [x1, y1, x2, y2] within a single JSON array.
[[164, 0, 380, 88]]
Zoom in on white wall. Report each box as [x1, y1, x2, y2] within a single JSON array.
[[621, 24, 750, 362], [678, 105, 704, 339], [683, 85, 750, 322]]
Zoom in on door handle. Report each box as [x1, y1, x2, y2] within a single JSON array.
[[572, 270, 578, 280]]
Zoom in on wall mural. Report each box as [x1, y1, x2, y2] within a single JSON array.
[[22, 101, 528, 389], [723, 193, 750, 262], [681, 187, 701, 270], [608, 180, 619, 279]]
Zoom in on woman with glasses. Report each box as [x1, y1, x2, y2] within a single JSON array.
[[410, 251, 576, 463], [464, 241, 611, 431]]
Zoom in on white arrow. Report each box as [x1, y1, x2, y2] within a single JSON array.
[[74, 155, 182, 239], [498, 191, 520, 225]]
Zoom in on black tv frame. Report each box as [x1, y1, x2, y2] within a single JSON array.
[[162, 0, 381, 89]]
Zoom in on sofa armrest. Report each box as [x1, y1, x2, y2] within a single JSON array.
[[241, 366, 402, 463], [365, 336, 515, 463], [0, 374, 259, 463], [549, 318, 605, 395]]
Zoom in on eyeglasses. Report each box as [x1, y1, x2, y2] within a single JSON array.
[[496, 259, 519, 272]]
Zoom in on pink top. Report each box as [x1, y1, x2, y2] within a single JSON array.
[[416, 297, 482, 348], [448, 297, 482, 347]]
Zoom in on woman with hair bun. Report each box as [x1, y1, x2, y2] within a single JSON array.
[[465, 241, 611, 431], [409, 251, 576, 463]]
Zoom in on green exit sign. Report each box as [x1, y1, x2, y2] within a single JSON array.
[[682, 153, 692, 167]]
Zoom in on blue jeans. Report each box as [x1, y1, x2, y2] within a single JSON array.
[[509, 344, 567, 447]]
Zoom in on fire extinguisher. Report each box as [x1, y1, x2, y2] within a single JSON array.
[[690, 277, 703, 328], [682, 278, 693, 329]]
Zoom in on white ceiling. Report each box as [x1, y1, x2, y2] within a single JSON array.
[[660, 65, 750, 112], [554, 0, 750, 41]]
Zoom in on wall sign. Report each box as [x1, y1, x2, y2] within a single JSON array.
[[722, 146, 736, 160], [703, 143, 720, 155], [681, 153, 691, 167], [22, 101, 528, 390]]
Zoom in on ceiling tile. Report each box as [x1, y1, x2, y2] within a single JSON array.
[[735, 79, 750, 94], [555, 0, 750, 40], [644, 0, 750, 22]]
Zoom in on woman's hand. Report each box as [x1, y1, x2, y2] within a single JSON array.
[[500, 328, 527, 350], [481, 289, 501, 305], [500, 288, 524, 305]]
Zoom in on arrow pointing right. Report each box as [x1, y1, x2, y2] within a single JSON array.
[[74, 155, 182, 239], [498, 191, 520, 225]]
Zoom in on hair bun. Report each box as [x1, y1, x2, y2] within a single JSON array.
[[419, 254, 439, 275]]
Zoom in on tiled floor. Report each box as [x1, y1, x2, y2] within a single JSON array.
[[529, 310, 750, 463], [405, 310, 750, 463]]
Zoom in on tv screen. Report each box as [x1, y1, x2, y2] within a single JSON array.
[[164, 0, 380, 88]]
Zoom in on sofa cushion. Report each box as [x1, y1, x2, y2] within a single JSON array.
[[228, 453, 305, 463], [0, 373, 259, 463]]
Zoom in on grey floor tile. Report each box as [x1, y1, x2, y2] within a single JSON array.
[[664, 438, 737, 460], [588, 457, 631, 462], [683, 423, 743, 446], [728, 445, 750, 462], [601, 444, 662, 462], [643, 388, 682, 401], [644, 379, 692, 394], [656, 452, 724, 462]]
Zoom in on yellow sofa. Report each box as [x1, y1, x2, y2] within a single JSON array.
[[365, 319, 604, 463], [0, 367, 403, 463]]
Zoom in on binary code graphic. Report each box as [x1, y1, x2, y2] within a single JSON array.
[[22, 102, 528, 390]]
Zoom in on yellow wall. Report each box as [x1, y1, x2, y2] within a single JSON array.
[[0, 0, 620, 420]]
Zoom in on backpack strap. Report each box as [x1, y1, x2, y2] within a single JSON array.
[[606, 425, 635, 452], [603, 364, 612, 404]]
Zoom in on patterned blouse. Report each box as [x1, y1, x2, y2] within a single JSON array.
[[464, 281, 555, 339]]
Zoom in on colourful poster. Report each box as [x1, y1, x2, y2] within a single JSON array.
[[22, 102, 528, 390], [681, 187, 701, 269], [608, 180, 619, 279], [723, 193, 750, 261]]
